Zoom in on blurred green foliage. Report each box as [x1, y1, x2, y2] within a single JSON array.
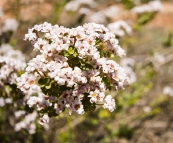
[[162, 31, 173, 47], [50, 0, 70, 24], [121, 0, 135, 9]]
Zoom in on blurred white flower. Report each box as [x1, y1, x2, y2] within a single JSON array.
[[14, 110, 26, 118], [102, 5, 120, 19], [0, 97, 5, 107], [0, 44, 25, 61], [28, 123, 36, 134], [121, 57, 135, 67], [79, 7, 92, 15], [5, 98, 12, 104], [14, 111, 38, 134], [143, 106, 151, 113], [107, 20, 132, 37], [153, 52, 165, 64], [0, 44, 26, 86], [64, 0, 97, 11], [152, 52, 165, 70], [131, 0, 163, 14], [2, 18, 19, 32], [80, 6, 119, 24], [120, 58, 136, 83], [163, 86, 173, 97], [87, 12, 107, 24]]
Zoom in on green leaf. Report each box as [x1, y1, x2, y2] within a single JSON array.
[[73, 52, 78, 57], [137, 12, 155, 25], [122, 0, 135, 9], [68, 46, 75, 54], [85, 63, 93, 70], [95, 38, 101, 45], [88, 103, 96, 111], [162, 31, 173, 47], [102, 77, 111, 90], [68, 57, 80, 67], [45, 83, 52, 89], [63, 50, 70, 57], [37, 77, 50, 87]]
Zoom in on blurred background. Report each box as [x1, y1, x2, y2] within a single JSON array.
[[0, 0, 173, 143]]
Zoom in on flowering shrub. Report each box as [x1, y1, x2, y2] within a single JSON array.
[[1, 0, 173, 142], [17, 22, 129, 124]]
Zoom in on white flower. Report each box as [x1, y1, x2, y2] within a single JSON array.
[[24, 29, 37, 41], [39, 114, 50, 125], [54, 101, 64, 114], [16, 73, 39, 93], [27, 96, 38, 107], [103, 95, 116, 112], [89, 90, 105, 103], [71, 99, 84, 115]]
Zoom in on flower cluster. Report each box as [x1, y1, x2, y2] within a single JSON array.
[[14, 111, 38, 134], [14, 110, 49, 134], [131, 0, 163, 14], [0, 44, 26, 86], [17, 22, 129, 124]]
